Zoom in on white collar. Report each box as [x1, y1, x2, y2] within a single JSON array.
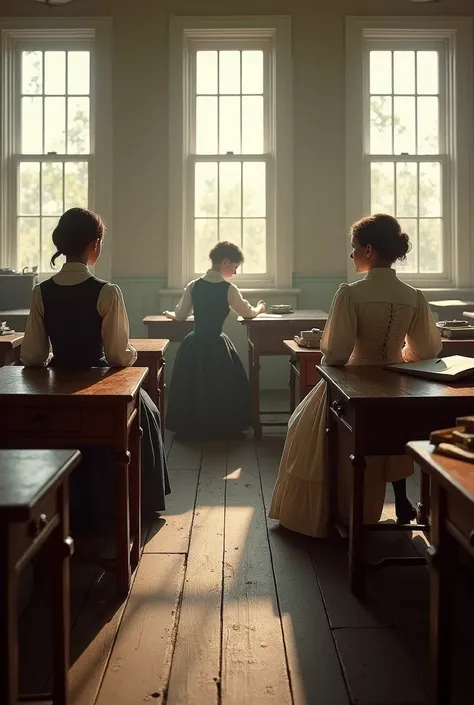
[[202, 269, 225, 282], [60, 262, 91, 273]]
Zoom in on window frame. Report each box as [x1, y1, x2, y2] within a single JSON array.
[[169, 15, 293, 289], [345, 16, 473, 288], [0, 18, 112, 280]]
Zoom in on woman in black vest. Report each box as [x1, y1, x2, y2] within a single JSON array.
[[22, 207, 170, 530]]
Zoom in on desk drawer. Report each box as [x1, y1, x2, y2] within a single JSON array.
[[8, 408, 82, 434], [447, 492, 474, 549], [327, 388, 354, 432], [12, 489, 59, 563]]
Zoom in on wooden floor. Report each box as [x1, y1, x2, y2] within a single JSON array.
[[19, 431, 474, 705]]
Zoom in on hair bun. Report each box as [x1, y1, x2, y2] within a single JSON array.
[[396, 231, 410, 260]]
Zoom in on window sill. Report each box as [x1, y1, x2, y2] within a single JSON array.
[[159, 287, 301, 297]]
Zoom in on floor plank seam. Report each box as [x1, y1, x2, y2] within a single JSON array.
[[255, 440, 296, 705], [161, 445, 204, 705], [216, 442, 230, 705], [308, 545, 353, 704]]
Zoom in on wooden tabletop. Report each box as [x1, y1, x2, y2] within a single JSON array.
[[0, 366, 148, 400], [407, 441, 474, 505], [283, 339, 322, 354], [316, 365, 474, 405], [0, 449, 81, 521], [144, 315, 194, 323], [0, 332, 24, 349], [429, 300, 474, 309], [239, 309, 328, 325], [0, 308, 30, 316], [130, 338, 169, 354]]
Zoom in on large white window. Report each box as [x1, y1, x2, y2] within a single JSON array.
[[0, 20, 112, 278], [169, 16, 292, 289], [346, 17, 473, 287]]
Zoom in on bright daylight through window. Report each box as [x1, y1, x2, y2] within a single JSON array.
[[368, 48, 443, 275], [17, 48, 91, 272], [192, 48, 268, 275]]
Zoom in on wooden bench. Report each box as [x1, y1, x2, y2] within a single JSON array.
[[0, 449, 80, 705]]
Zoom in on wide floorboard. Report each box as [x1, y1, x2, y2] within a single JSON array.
[[19, 431, 473, 705]]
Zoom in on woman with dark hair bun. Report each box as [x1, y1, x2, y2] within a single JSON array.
[[21, 208, 170, 530], [269, 214, 442, 537]]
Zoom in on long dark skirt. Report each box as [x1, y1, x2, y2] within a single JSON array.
[[70, 389, 170, 532], [166, 331, 252, 440]]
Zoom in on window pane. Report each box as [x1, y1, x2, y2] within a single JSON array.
[[196, 51, 218, 94], [242, 96, 264, 153], [219, 96, 241, 154], [370, 162, 394, 213], [370, 96, 392, 154], [67, 51, 90, 95], [419, 162, 441, 217], [393, 97, 416, 154], [419, 219, 442, 273], [22, 97, 43, 153], [219, 218, 241, 244], [22, 51, 42, 94], [18, 217, 40, 270], [417, 51, 438, 95], [19, 162, 40, 216], [398, 218, 418, 273], [396, 163, 417, 218], [194, 219, 217, 272], [219, 162, 241, 217], [369, 51, 392, 94], [243, 162, 266, 217], [196, 97, 218, 154], [242, 219, 266, 273], [41, 216, 60, 272], [195, 162, 218, 217], [64, 162, 89, 210], [44, 97, 66, 153], [67, 97, 90, 154], [242, 51, 263, 94], [393, 51, 415, 94], [44, 51, 66, 94], [41, 162, 63, 216], [219, 51, 240, 94], [417, 97, 439, 154]]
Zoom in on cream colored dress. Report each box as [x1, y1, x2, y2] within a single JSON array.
[[269, 268, 443, 537]]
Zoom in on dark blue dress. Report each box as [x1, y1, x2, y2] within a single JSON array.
[[166, 278, 252, 439], [40, 276, 170, 531]]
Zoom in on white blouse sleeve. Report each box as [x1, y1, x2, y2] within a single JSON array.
[[97, 283, 137, 367], [228, 283, 259, 318], [21, 285, 52, 366], [174, 282, 194, 321], [320, 284, 357, 366], [403, 289, 442, 362]]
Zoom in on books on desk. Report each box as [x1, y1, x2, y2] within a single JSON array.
[[386, 355, 474, 381]]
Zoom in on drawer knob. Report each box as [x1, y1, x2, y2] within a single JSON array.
[[30, 513, 48, 538], [332, 401, 344, 417]]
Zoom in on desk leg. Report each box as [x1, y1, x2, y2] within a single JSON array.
[[0, 534, 18, 705], [51, 482, 73, 705], [248, 340, 261, 439], [349, 454, 366, 596], [429, 481, 455, 705], [116, 448, 131, 595], [129, 406, 142, 572], [326, 410, 338, 528], [289, 359, 296, 413], [158, 361, 165, 441], [417, 467, 430, 525]]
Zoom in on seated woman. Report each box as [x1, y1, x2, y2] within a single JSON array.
[[21, 207, 170, 530], [165, 241, 265, 440], [269, 214, 442, 537]]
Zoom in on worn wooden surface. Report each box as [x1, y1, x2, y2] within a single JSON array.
[[18, 415, 474, 705]]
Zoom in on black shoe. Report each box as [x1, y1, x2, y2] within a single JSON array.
[[396, 502, 417, 525]]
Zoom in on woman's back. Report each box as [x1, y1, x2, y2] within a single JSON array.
[[321, 268, 441, 367]]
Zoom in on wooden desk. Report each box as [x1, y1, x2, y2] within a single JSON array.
[[240, 310, 328, 438], [0, 449, 80, 705], [406, 442, 474, 705], [143, 315, 194, 342], [283, 340, 323, 411], [0, 366, 147, 595], [0, 332, 24, 366], [131, 338, 169, 434], [0, 308, 29, 331], [441, 336, 474, 357], [429, 300, 474, 320], [317, 364, 474, 596]]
